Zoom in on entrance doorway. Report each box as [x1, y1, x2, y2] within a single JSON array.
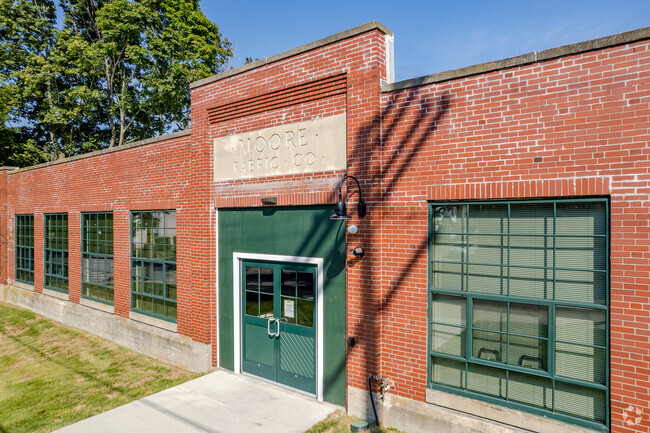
[[233, 253, 324, 399]]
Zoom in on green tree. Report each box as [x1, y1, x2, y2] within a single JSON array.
[[1, 0, 64, 161], [60, 0, 231, 147], [0, 0, 231, 165]]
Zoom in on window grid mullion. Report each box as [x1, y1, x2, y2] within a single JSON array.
[[15, 215, 35, 284], [44, 214, 68, 293], [465, 204, 471, 391], [605, 201, 611, 429], [81, 212, 114, 304], [506, 204, 511, 402], [130, 211, 176, 321], [429, 200, 609, 430]]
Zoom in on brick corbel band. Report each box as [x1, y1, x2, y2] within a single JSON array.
[[427, 177, 611, 201], [214, 190, 339, 208]]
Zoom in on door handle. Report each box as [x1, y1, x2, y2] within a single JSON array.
[[275, 318, 280, 338], [267, 318, 275, 337]]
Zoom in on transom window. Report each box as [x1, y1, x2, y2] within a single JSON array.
[[130, 210, 177, 321], [15, 215, 35, 284], [82, 212, 114, 303], [44, 214, 69, 293], [429, 200, 608, 431]]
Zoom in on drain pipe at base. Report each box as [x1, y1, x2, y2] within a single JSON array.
[[368, 374, 394, 427], [368, 375, 380, 427]]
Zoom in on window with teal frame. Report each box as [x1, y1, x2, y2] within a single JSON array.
[[82, 212, 114, 303], [15, 214, 34, 284], [429, 199, 609, 431], [130, 210, 177, 321], [44, 213, 69, 293]]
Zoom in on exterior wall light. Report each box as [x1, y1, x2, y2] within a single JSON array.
[[330, 175, 367, 219], [350, 246, 365, 257]]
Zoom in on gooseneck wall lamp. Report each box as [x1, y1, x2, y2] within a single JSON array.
[[330, 175, 367, 219]]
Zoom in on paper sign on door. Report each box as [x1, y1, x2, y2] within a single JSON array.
[[284, 299, 295, 319]]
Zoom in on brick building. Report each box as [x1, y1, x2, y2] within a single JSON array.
[[1, 22, 649, 432]]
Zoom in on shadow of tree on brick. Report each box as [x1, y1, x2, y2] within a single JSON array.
[[339, 87, 452, 396]]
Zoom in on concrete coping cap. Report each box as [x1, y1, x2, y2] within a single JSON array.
[[190, 21, 392, 89], [383, 26, 650, 92], [8, 129, 191, 174]]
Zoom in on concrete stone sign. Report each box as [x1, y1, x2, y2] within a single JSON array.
[[213, 114, 346, 181]]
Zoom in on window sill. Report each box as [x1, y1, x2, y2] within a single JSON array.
[[426, 387, 598, 432], [130, 311, 177, 333], [80, 297, 114, 314], [13, 281, 35, 291], [43, 287, 68, 300]]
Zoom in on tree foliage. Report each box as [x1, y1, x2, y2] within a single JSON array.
[[0, 0, 231, 165]]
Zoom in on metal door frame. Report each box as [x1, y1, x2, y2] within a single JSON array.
[[233, 252, 324, 401]]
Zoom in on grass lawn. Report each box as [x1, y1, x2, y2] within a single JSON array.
[[304, 410, 403, 433], [0, 301, 202, 433]]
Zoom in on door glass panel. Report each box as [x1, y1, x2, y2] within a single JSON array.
[[242, 261, 317, 394], [246, 291, 259, 316], [259, 293, 274, 318], [281, 270, 296, 297], [246, 266, 259, 291], [260, 267, 273, 293], [297, 272, 314, 300], [297, 300, 313, 327]]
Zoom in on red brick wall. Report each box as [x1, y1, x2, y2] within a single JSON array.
[[1, 136, 211, 340], [378, 40, 650, 431], [192, 28, 389, 376], [0, 27, 392, 383], [0, 169, 11, 286], [2, 24, 648, 432]]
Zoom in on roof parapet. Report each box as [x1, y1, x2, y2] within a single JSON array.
[[9, 129, 191, 174], [382, 26, 650, 92], [191, 21, 392, 90]]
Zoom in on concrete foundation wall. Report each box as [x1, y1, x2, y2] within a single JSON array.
[[348, 386, 595, 433], [1, 284, 212, 372]]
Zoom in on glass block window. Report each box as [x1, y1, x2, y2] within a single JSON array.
[[44, 214, 69, 293], [82, 212, 114, 303], [429, 200, 608, 430], [130, 210, 177, 321], [15, 215, 35, 284]]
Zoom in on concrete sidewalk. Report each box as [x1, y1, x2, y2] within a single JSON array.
[[56, 370, 339, 433]]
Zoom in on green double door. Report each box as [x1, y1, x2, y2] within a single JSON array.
[[242, 261, 317, 394]]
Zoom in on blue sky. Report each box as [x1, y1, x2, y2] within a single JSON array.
[[202, 0, 650, 83]]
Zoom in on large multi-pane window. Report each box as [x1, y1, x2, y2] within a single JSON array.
[[15, 215, 35, 284], [130, 211, 177, 321], [82, 212, 114, 303], [429, 200, 608, 430], [44, 214, 69, 293]]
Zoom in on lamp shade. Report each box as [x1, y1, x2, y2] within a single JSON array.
[[330, 200, 351, 219]]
